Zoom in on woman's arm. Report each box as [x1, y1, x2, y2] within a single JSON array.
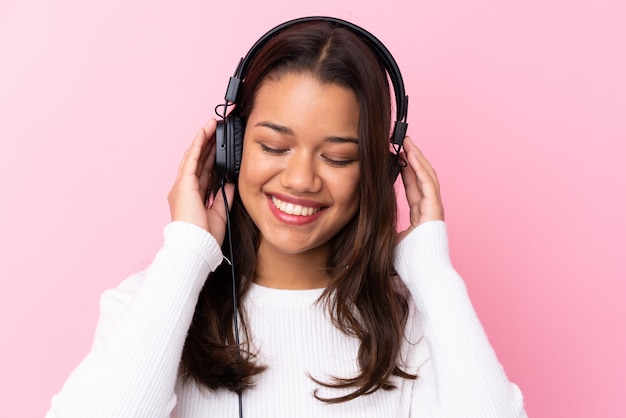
[[396, 137, 526, 417], [47, 120, 234, 417], [395, 222, 527, 417], [46, 222, 223, 418]]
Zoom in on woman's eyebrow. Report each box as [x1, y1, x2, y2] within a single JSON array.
[[325, 136, 359, 145], [255, 121, 358, 144], [255, 121, 294, 135]]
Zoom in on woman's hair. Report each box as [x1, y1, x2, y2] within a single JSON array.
[[180, 19, 416, 403]]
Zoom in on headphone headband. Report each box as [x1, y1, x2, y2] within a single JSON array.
[[225, 16, 408, 144], [216, 16, 409, 183]]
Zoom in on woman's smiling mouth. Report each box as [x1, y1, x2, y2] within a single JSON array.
[[271, 196, 321, 216]]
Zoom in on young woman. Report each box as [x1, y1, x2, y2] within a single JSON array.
[[47, 18, 527, 417]]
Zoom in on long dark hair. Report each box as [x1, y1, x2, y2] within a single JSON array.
[[180, 19, 416, 403]]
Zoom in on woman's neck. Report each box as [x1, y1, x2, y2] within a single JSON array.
[[254, 240, 331, 290]]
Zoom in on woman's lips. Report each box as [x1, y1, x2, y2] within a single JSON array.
[[271, 196, 321, 216]]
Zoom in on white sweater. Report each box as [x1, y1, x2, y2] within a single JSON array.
[[46, 221, 526, 417]]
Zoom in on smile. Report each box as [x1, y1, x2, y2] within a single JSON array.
[[271, 196, 321, 216]]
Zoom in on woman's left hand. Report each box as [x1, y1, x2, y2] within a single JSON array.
[[396, 136, 445, 243]]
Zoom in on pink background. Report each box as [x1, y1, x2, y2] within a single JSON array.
[[1, 1, 625, 416]]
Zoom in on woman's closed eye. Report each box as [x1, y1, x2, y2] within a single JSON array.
[[260, 143, 289, 155], [321, 155, 357, 167], [259, 142, 357, 167]]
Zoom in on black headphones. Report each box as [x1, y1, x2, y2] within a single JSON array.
[[215, 16, 409, 183]]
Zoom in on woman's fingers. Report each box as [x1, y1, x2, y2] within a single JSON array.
[[196, 120, 218, 177], [197, 138, 216, 193], [400, 150, 421, 209], [176, 119, 217, 179], [401, 137, 444, 227], [208, 182, 235, 223], [169, 119, 231, 240], [203, 183, 235, 245]]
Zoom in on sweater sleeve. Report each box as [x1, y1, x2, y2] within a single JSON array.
[[46, 221, 224, 418], [394, 221, 527, 418]]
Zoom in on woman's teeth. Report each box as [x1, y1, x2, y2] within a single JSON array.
[[271, 196, 320, 216]]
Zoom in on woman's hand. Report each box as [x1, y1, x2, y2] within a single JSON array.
[[167, 119, 235, 245], [396, 136, 445, 243]]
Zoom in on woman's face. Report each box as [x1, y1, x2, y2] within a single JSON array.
[[238, 72, 361, 258]]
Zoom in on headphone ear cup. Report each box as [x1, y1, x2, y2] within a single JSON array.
[[215, 119, 228, 181], [230, 116, 244, 181], [215, 116, 244, 183], [389, 150, 403, 184]]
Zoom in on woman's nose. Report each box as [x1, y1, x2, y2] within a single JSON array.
[[279, 151, 322, 193]]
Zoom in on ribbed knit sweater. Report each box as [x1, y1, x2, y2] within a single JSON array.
[[46, 221, 527, 417]]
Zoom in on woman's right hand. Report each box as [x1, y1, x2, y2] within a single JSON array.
[[167, 119, 235, 245]]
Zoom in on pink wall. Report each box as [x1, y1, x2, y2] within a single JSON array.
[[2, 1, 625, 416]]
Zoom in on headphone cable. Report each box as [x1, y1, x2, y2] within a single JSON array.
[[220, 180, 244, 418]]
